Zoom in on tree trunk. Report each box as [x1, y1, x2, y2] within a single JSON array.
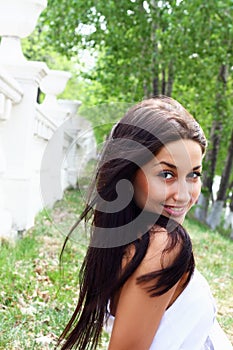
[[229, 186, 233, 212], [216, 127, 233, 201], [223, 187, 233, 239], [207, 127, 233, 230], [143, 82, 150, 98], [153, 76, 160, 96], [161, 68, 166, 95], [151, 1, 160, 96], [195, 120, 222, 222], [228, 189, 233, 239], [206, 200, 224, 230], [194, 192, 209, 223], [196, 64, 227, 224], [204, 120, 223, 195], [166, 61, 174, 97]]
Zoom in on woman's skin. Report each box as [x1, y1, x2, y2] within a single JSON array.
[[108, 139, 203, 350], [133, 139, 203, 225]]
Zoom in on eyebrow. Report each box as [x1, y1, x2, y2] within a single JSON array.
[[153, 161, 202, 170]]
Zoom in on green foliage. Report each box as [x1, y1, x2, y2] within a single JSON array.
[[37, 1, 233, 94], [79, 101, 134, 144], [35, 0, 233, 140]]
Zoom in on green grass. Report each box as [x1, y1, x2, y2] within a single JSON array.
[[185, 218, 233, 340], [0, 167, 232, 348]]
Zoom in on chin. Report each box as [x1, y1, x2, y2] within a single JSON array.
[[163, 213, 185, 225]]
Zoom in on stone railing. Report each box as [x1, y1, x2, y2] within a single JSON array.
[[34, 105, 57, 141], [0, 67, 23, 120], [0, 0, 96, 240]]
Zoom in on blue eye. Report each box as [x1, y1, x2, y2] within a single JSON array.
[[158, 171, 174, 179], [187, 171, 202, 179]]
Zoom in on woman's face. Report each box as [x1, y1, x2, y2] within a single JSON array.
[[133, 139, 203, 224]]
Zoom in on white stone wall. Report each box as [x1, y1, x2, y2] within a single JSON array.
[[0, 0, 96, 240]]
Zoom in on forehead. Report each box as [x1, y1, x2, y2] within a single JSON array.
[[141, 139, 203, 171], [156, 139, 202, 167]]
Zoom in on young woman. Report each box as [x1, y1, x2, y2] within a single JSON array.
[[58, 96, 233, 349]]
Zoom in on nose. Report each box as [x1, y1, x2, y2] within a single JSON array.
[[173, 179, 191, 204]]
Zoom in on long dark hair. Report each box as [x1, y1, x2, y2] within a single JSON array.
[[57, 96, 207, 349]]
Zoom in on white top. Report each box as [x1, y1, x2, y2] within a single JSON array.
[[105, 269, 233, 350]]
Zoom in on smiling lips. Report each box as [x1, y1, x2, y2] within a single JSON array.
[[162, 205, 187, 217]]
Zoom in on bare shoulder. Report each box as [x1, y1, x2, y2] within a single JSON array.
[[108, 226, 183, 350], [136, 225, 181, 276]]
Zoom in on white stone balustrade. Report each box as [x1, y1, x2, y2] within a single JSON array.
[[0, 0, 97, 240], [0, 67, 24, 240], [35, 104, 57, 141], [58, 99, 83, 190], [39, 71, 83, 207], [40, 69, 72, 125], [0, 67, 23, 120]]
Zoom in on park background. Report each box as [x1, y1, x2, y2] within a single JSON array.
[[0, 0, 233, 349]]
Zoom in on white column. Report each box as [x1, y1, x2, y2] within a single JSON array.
[[0, 0, 48, 233], [0, 62, 48, 231], [0, 67, 24, 239]]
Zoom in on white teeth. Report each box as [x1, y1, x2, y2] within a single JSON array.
[[166, 207, 184, 212]]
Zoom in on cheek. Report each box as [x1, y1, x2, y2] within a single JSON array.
[[192, 182, 202, 203]]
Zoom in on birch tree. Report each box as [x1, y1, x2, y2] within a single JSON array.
[[207, 127, 233, 230]]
